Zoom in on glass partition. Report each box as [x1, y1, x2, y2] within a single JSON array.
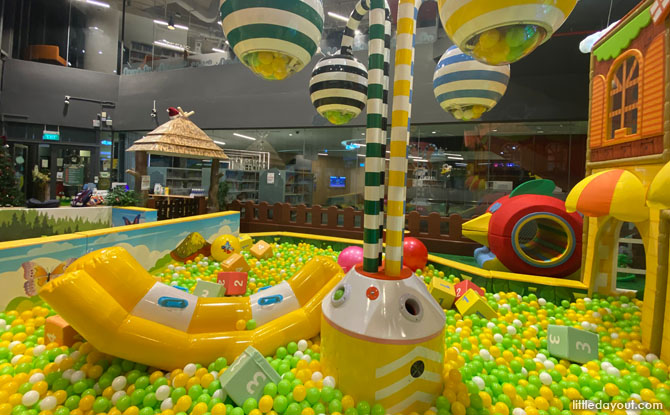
[[120, 121, 586, 214]]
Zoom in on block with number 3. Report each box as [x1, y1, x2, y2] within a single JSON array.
[[219, 346, 281, 406], [217, 272, 248, 296], [193, 280, 225, 297]]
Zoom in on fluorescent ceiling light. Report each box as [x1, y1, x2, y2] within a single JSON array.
[[444, 153, 462, 157], [174, 24, 189, 31], [234, 133, 256, 141], [357, 154, 365, 157], [447, 156, 464, 160], [328, 12, 349, 22], [415, 159, 428, 162], [431, 131, 437, 134], [85, 0, 110, 8], [153, 40, 185, 51], [212, 48, 226, 53], [214, 141, 226, 146], [153, 19, 168, 26], [354, 143, 365, 147], [318, 153, 328, 156], [408, 155, 420, 159]]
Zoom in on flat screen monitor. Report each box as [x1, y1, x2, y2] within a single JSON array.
[[329, 176, 346, 188]]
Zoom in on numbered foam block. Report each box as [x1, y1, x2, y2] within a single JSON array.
[[455, 289, 497, 320], [219, 346, 281, 406], [250, 240, 273, 260], [429, 277, 456, 309], [455, 280, 485, 301], [193, 280, 226, 298], [45, 315, 82, 347], [217, 272, 248, 296], [221, 253, 250, 273], [547, 325, 599, 364], [239, 234, 253, 251]]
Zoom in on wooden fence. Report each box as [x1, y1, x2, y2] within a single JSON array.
[[147, 196, 207, 221], [228, 201, 478, 256]]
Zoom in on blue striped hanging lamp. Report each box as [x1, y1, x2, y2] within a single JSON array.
[[433, 46, 510, 121]]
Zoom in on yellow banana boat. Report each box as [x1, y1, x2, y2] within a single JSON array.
[[39, 247, 343, 369]]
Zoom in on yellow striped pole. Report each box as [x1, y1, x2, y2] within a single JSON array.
[[385, 0, 421, 276]]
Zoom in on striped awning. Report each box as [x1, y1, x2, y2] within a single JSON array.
[[566, 169, 648, 222]]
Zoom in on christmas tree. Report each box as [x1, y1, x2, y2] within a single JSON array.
[[0, 144, 24, 206]]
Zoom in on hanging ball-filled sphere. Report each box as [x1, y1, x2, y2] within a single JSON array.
[[210, 234, 241, 262], [310, 53, 368, 125], [220, 0, 324, 80], [437, 0, 578, 65], [433, 46, 510, 121]]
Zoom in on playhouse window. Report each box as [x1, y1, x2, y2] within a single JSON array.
[[608, 55, 640, 139]]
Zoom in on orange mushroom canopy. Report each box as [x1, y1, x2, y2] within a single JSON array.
[[565, 169, 648, 223]]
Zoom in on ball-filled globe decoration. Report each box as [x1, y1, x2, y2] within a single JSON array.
[[220, 0, 324, 80], [210, 234, 241, 262], [337, 245, 364, 272], [433, 46, 510, 121], [437, 0, 578, 65], [310, 53, 368, 125], [402, 237, 428, 271]]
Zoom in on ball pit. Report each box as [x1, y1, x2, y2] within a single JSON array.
[[1, 240, 668, 415]]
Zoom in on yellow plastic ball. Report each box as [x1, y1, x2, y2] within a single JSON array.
[[478, 29, 500, 49], [210, 234, 241, 262]]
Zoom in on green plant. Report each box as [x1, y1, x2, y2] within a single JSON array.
[[217, 180, 229, 211], [104, 186, 141, 206], [0, 145, 24, 206]]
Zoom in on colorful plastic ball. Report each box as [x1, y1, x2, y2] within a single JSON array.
[[310, 53, 368, 125], [210, 234, 241, 262], [433, 46, 509, 121], [403, 237, 428, 271], [220, 0, 324, 80], [337, 246, 364, 272], [437, 0, 578, 64]]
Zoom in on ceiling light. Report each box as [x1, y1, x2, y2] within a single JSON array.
[[212, 48, 226, 53], [214, 141, 226, 146], [154, 19, 168, 26], [84, 0, 110, 8], [408, 155, 420, 159], [167, 16, 176, 30], [415, 159, 428, 162], [318, 153, 328, 156], [431, 131, 436, 134], [361, 133, 365, 136], [153, 40, 185, 51], [174, 24, 189, 31], [447, 156, 464, 160], [328, 12, 349, 22], [358, 154, 365, 157], [233, 132, 256, 141], [289, 133, 293, 136]]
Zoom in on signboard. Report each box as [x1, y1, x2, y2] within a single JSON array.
[[43, 130, 60, 141], [141, 175, 151, 191], [267, 172, 275, 184], [65, 166, 84, 186]]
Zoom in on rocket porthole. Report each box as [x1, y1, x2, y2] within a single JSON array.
[[410, 360, 425, 378], [331, 283, 351, 307], [400, 294, 423, 322]]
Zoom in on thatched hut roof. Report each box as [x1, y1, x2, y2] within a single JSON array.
[[127, 108, 228, 160]]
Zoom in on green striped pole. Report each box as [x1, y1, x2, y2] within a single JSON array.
[[362, 0, 388, 272]]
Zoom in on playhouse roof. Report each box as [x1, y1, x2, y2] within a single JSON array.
[[591, 0, 660, 61], [127, 113, 228, 160]]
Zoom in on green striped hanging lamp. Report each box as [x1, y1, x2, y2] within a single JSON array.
[[220, 0, 325, 81]]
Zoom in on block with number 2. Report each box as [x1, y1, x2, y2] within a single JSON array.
[[217, 272, 248, 295]]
